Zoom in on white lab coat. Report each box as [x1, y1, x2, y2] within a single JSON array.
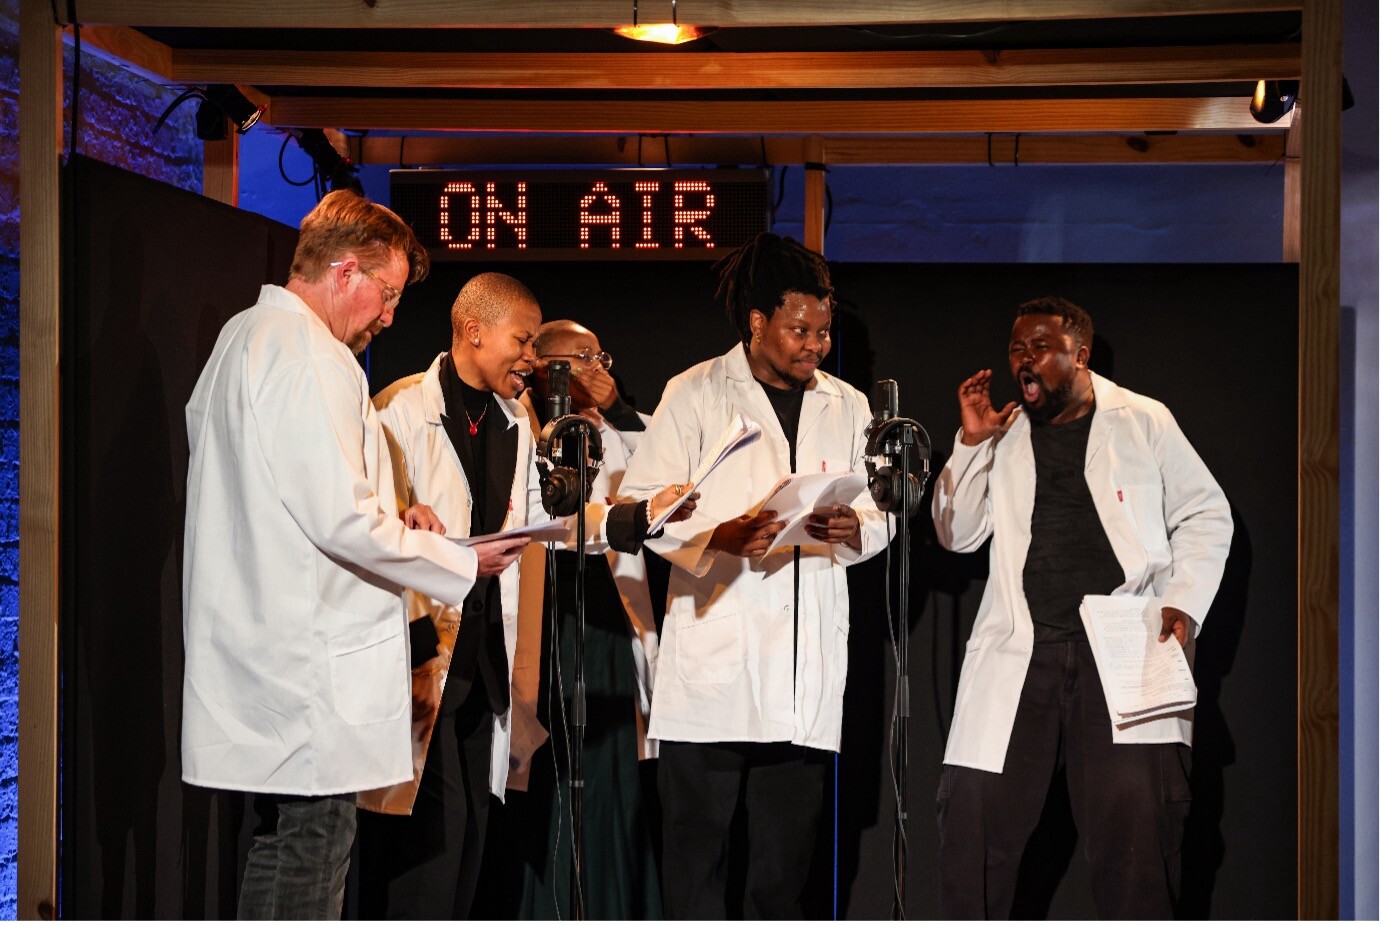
[[931, 372, 1233, 774], [621, 343, 891, 752], [365, 353, 610, 801], [182, 285, 479, 797], [509, 392, 660, 789]]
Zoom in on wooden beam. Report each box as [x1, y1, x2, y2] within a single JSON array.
[[1296, 0, 1340, 917], [822, 133, 1283, 164], [169, 44, 1301, 90], [1282, 106, 1300, 261], [1282, 157, 1300, 261], [73, 0, 1302, 28], [18, 0, 63, 919], [269, 96, 1288, 134], [803, 136, 826, 252], [64, 26, 274, 124], [360, 133, 1282, 166], [66, 23, 172, 83], [202, 129, 240, 205]]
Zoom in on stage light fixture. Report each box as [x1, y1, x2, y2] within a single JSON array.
[[1250, 79, 1298, 124], [202, 84, 266, 134], [614, 0, 714, 44], [155, 84, 265, 138], [294, 129, 366, 195]]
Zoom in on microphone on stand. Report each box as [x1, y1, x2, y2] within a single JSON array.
[[873, 378, 899, 426], [862, 378, 930, 921], [546, 360, 572, 430], [532, 358, 603, 919]]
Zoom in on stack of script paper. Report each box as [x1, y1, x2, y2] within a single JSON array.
[[647, 412, 763, 532], [755, 470, 868, 557], [1078, 594, 1197, 726]]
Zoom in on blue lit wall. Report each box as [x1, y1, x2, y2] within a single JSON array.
[[0, 1, 202, 915]]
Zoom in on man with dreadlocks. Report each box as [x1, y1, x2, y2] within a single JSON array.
[[621, 232, 890, 918]]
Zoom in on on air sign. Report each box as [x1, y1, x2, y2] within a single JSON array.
[[390, 169, 769, 261]]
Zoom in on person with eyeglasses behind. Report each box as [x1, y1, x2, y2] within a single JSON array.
[[353, 284, 695, 920], [501, 320, 665, 919], [181, 192, 530, 919]]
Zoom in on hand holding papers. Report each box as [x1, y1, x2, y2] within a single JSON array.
[[647, 413, 762, 532], [452, 518, 572, 547], [757, 471, 867, 556], [1079, 595, 1197, 727]]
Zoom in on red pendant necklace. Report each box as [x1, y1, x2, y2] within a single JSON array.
[[462, 403, 487, 436]]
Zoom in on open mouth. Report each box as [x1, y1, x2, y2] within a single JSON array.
[[1018, 370, 1042, 404], [507, 369, 529, 392]]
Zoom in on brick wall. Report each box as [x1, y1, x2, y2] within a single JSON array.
[[0, 3, 202, 914]]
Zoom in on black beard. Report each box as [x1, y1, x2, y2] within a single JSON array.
[[1024, 376, 1076, 423], [771, 358, 814, 387]]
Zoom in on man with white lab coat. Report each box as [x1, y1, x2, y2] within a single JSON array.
[[621, 233, 890, 919], [356, 279, 692, 918], [931, 296, 1233, 919], [181, 192, 529, 920]]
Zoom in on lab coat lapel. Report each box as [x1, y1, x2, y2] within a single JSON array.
[[796, 371, 840, 459], [1085, 374, 1117, 471], [724, 343, 792, 469], [1083, 373, 1143, 583]]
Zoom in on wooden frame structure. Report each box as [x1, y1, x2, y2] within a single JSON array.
[[18, 0, 1339, 918]]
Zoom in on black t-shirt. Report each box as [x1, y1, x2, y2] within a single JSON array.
[[1022, 407, 1126, 643], [756, 377, 805, 472]]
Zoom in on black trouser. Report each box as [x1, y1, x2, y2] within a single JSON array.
[[357, 680, 496, 919], [238, 792, 357, 920], [658, 740, 829, 920], [936, 638, 1193, 920]]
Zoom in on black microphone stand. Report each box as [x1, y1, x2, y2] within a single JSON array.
[[536, 368, 601, 921], [571, 426, 589, 922], [892, 426, 914, 921], [868, 379, 928, 921]]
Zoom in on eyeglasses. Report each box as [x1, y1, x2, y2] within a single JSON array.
[[540, 351, 613, 371], [330, 261, 402, 308]]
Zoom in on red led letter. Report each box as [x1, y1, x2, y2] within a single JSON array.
[[440, 181, 481, 250], [634, 181, 659, 249], [672, 180, 715, 248], [484, 181, 528, 249], [578, 181, 622, 249]]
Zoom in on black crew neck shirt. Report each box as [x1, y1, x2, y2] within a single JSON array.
[[755, 377, 805, 471], [1022, 406, 1127, 643]]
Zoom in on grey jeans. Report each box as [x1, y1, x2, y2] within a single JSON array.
[[238, 792, 358, 920]]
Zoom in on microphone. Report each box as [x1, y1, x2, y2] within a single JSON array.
[[547, 360, 572, 423], [872, 379, 899, 424], [536, 359, 603, 517]]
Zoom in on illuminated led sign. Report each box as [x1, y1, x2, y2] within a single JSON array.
[[390, 169, 769, 260]]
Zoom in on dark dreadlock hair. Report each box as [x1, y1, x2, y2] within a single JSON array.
[[1016, 295, 1095, 349], [714, 232, 834, 346]]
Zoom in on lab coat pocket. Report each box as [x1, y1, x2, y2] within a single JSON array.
[[1122, 482, 1170, 553], [327, 622, 409, 726], [675, 611, 745, 685]]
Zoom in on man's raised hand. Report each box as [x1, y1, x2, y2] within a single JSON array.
[[958, 369, 1017, 446]]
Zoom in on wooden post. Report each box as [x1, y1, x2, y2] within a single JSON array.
[[1282, 107, 1301, 262], [202, 124, 240, 205], [803, 136, 826, 253], [1297, 0, 1341, 917], [18, 0, 64, 918]]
